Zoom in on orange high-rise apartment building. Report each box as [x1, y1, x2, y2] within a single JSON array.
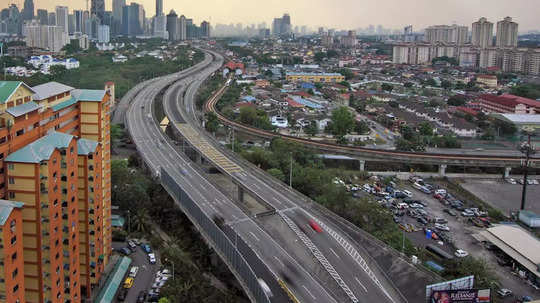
[[0, 80, 112, 302]]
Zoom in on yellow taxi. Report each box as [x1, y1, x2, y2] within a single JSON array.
[[123, 277, 134, 289]]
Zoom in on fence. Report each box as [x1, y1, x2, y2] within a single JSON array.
[[160, 168, 272, 303]]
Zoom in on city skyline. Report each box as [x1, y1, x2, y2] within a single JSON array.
[[6, 0, 540, 32]]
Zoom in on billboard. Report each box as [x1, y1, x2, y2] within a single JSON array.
[[429, 289, 491, 303], [426, 276, 475, 300]]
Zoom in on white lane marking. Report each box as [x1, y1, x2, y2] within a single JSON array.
[[355, 277, 368, 293], [249, 232, 260, 241], [273, 256, 285, 267], [329, 248, 340, 259], [302, 285, 317, 300]]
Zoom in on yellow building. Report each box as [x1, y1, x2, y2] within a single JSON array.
[[286, 72, 345, 83]]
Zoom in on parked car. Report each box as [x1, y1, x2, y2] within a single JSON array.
[[461, 211, 475, 217], [506, 178, 517, 185], [434, 218, 448, 224], [402, 190, 413, 198], [141, 244, 152, 253], [127, 240, 137, 251], [129, 266, 139, 278], [309, 220, 323, 233], [123, 277, 134, 289], [435, 223, 450, 231], [531, 179, 539, 185], [117, 288, 129, 301], [443, 209, 457, 216], [136, 291, 148, 303], [119, 247, 132, 256], [497, 288, 513, 297], [409, 203, 424, 209], [148, 253, 156, 264], [454, 249, 469, 258], [417, 217, 428, 225], [434, 189, 447, 196]]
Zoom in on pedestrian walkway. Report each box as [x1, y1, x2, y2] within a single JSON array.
[[94, 256, 132, 303]]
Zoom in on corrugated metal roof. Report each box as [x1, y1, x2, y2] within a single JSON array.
[[5, 132, 74, 163], [72, 89, 106, 102], [51, 96, 78, 112], [78, 138, 99, 155], [32, 81, 74, 101], [481, 224, 540, 278], [95, 257, 132, 303], [6, 101, 41, 117], [0, 200, 24, 226]]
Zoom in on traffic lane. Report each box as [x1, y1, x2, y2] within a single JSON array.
[[232, 220, 338, 303], [111, 241, 159, 302], [287, 209, 394, 303]]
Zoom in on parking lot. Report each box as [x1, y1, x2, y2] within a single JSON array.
[[460, 179, 540, 216], [350, 176, 539, 302], [112, 240, 168, 302]]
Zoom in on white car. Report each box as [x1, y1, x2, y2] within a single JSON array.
[[455, 249, 469, 258], [434, 189, 447, 196], [507, 178, 517, 185], [403, 190, 413, 198], [531, 179, 539, 185], [128, 266, 139, 278], [409, 203, 424, 209], [152, 280, 166, 289], [148, 253, 156, 264], [435, 223, 450, 231]]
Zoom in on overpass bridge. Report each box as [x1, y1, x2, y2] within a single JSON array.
[[121, 49, 409, 303]]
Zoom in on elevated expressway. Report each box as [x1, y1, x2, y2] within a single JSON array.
[[123, 49, 405, 303], [203, 91, 539, 172], [164, 50, 405, 303]]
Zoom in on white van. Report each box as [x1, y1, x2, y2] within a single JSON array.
[[403, 190, 413, 198]]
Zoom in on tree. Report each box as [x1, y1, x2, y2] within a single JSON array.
[[388, 100, 398, 108], [337, 68, 354, 80], [441, 80, 452, 90], [267, 168, 285, 181], [158, 298, 170, 303], [455, 81, 466, 90], [511, 83, 540, 100], [404, 82, 414, 88], [447, 95, 467, 106], [418, 122, 434, 136], [238, 106, 257, 125], [305, 121, 318, 136], [314, 52, 326, 62], [425, 78, 437, 87], [205, 112, 219, 133], [355, 120, 370, 135], [330, 107, 355, 138], [50, 65, 68, 77], [326, 49, 339, 58], [381, 83, 393, 92]]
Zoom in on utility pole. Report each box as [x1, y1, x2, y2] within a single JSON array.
[[289, 152, 293, 188], [519, 128, 536, 211]]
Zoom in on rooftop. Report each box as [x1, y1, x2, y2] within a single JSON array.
[[0, 200, 24, 226], [71, 89, 107, 102], [479, 94, 540, 109], [496, 114, 540, 124], [77, 138, 99, 155], [6, 101, 41, 117], [0, 81, 35, 104], [32, 81, 75, 101], [6, 132, 74, 163], [287, 72, 343, 77]]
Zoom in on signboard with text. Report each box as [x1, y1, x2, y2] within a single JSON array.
[[429, 289, 491, 303]]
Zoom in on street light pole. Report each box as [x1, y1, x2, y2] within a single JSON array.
[[289, 152, 293, 188], [519, 129, 536, 211]]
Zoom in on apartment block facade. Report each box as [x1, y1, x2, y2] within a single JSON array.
[[0, 200, 25, 302], [0, 80, 112, 302]]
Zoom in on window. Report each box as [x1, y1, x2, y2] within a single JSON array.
[[11, 252, 16, 261], [8, 164, 14, 170], [70, 147, 74, 154], [9, 192, 15, 199], [15, 129, 24, 136], [12, 268, 18, 279], [10, 236, 16, 244], [13, 284, 18, 293], [88, 154, 93, 160], [10, 220, 16, 233], [8, 177, 14, 185], [0, 153, 4, 160], [0, 137, 6, 144]]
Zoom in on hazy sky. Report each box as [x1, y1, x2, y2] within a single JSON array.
[[13, 0, 540, 31]]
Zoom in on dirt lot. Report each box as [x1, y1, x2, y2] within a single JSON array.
[[460, 179, 540, 216]]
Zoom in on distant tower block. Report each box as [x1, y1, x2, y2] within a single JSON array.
[[105, 81, 116, 107]]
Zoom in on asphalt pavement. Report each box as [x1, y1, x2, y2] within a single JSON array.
[[112, 241, 159, 303]]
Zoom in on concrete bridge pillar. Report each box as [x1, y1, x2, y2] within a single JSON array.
[[358, 160, 366, 171], [438, 164, 447, 176], [504, 167, 512, 179], [196, 153, 202, 165], [237, 186, 244, 203]]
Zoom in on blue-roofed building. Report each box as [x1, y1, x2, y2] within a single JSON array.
[[6, 132, 74, 163], [289, 95, 324, 109], [242, 96, 256, 102], [300, 82, 316, 90]]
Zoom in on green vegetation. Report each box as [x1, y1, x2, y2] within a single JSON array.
[[381, 83, 393, 92], [330, 106, 355, 142], [111, 157, 247, 302], [4, 46, 202, 99], [396, 124, 461, 151], [238, 106, 274, 130], [196, 74, 224, 109], [511, 83, 540, 100], [431, 56, 458, 66], [205, 112, 219, 133], [239, 138, 416, 255], [447, 95, 467, 106]]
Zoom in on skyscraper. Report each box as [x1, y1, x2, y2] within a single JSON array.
[[74, 10, 84, 33], [496, 17, 518, 48], [166, 10, 178, 40], [281, 13, 291, 34], [201, 21, 210, 38], [122, 3, 144, 36], [179, 14, 187, 40], [55, 6, 69, 34], [22, 0, 34, 21], [112, 0, 125, 22], [91, 0, 105, 22], [37, 9, 48, 25], [424, 24, 468, 45], [48, 12, 56, 26], [472, 17, 493, 48], [156, 0, 163, 16], [272, 18, 282, 35]]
